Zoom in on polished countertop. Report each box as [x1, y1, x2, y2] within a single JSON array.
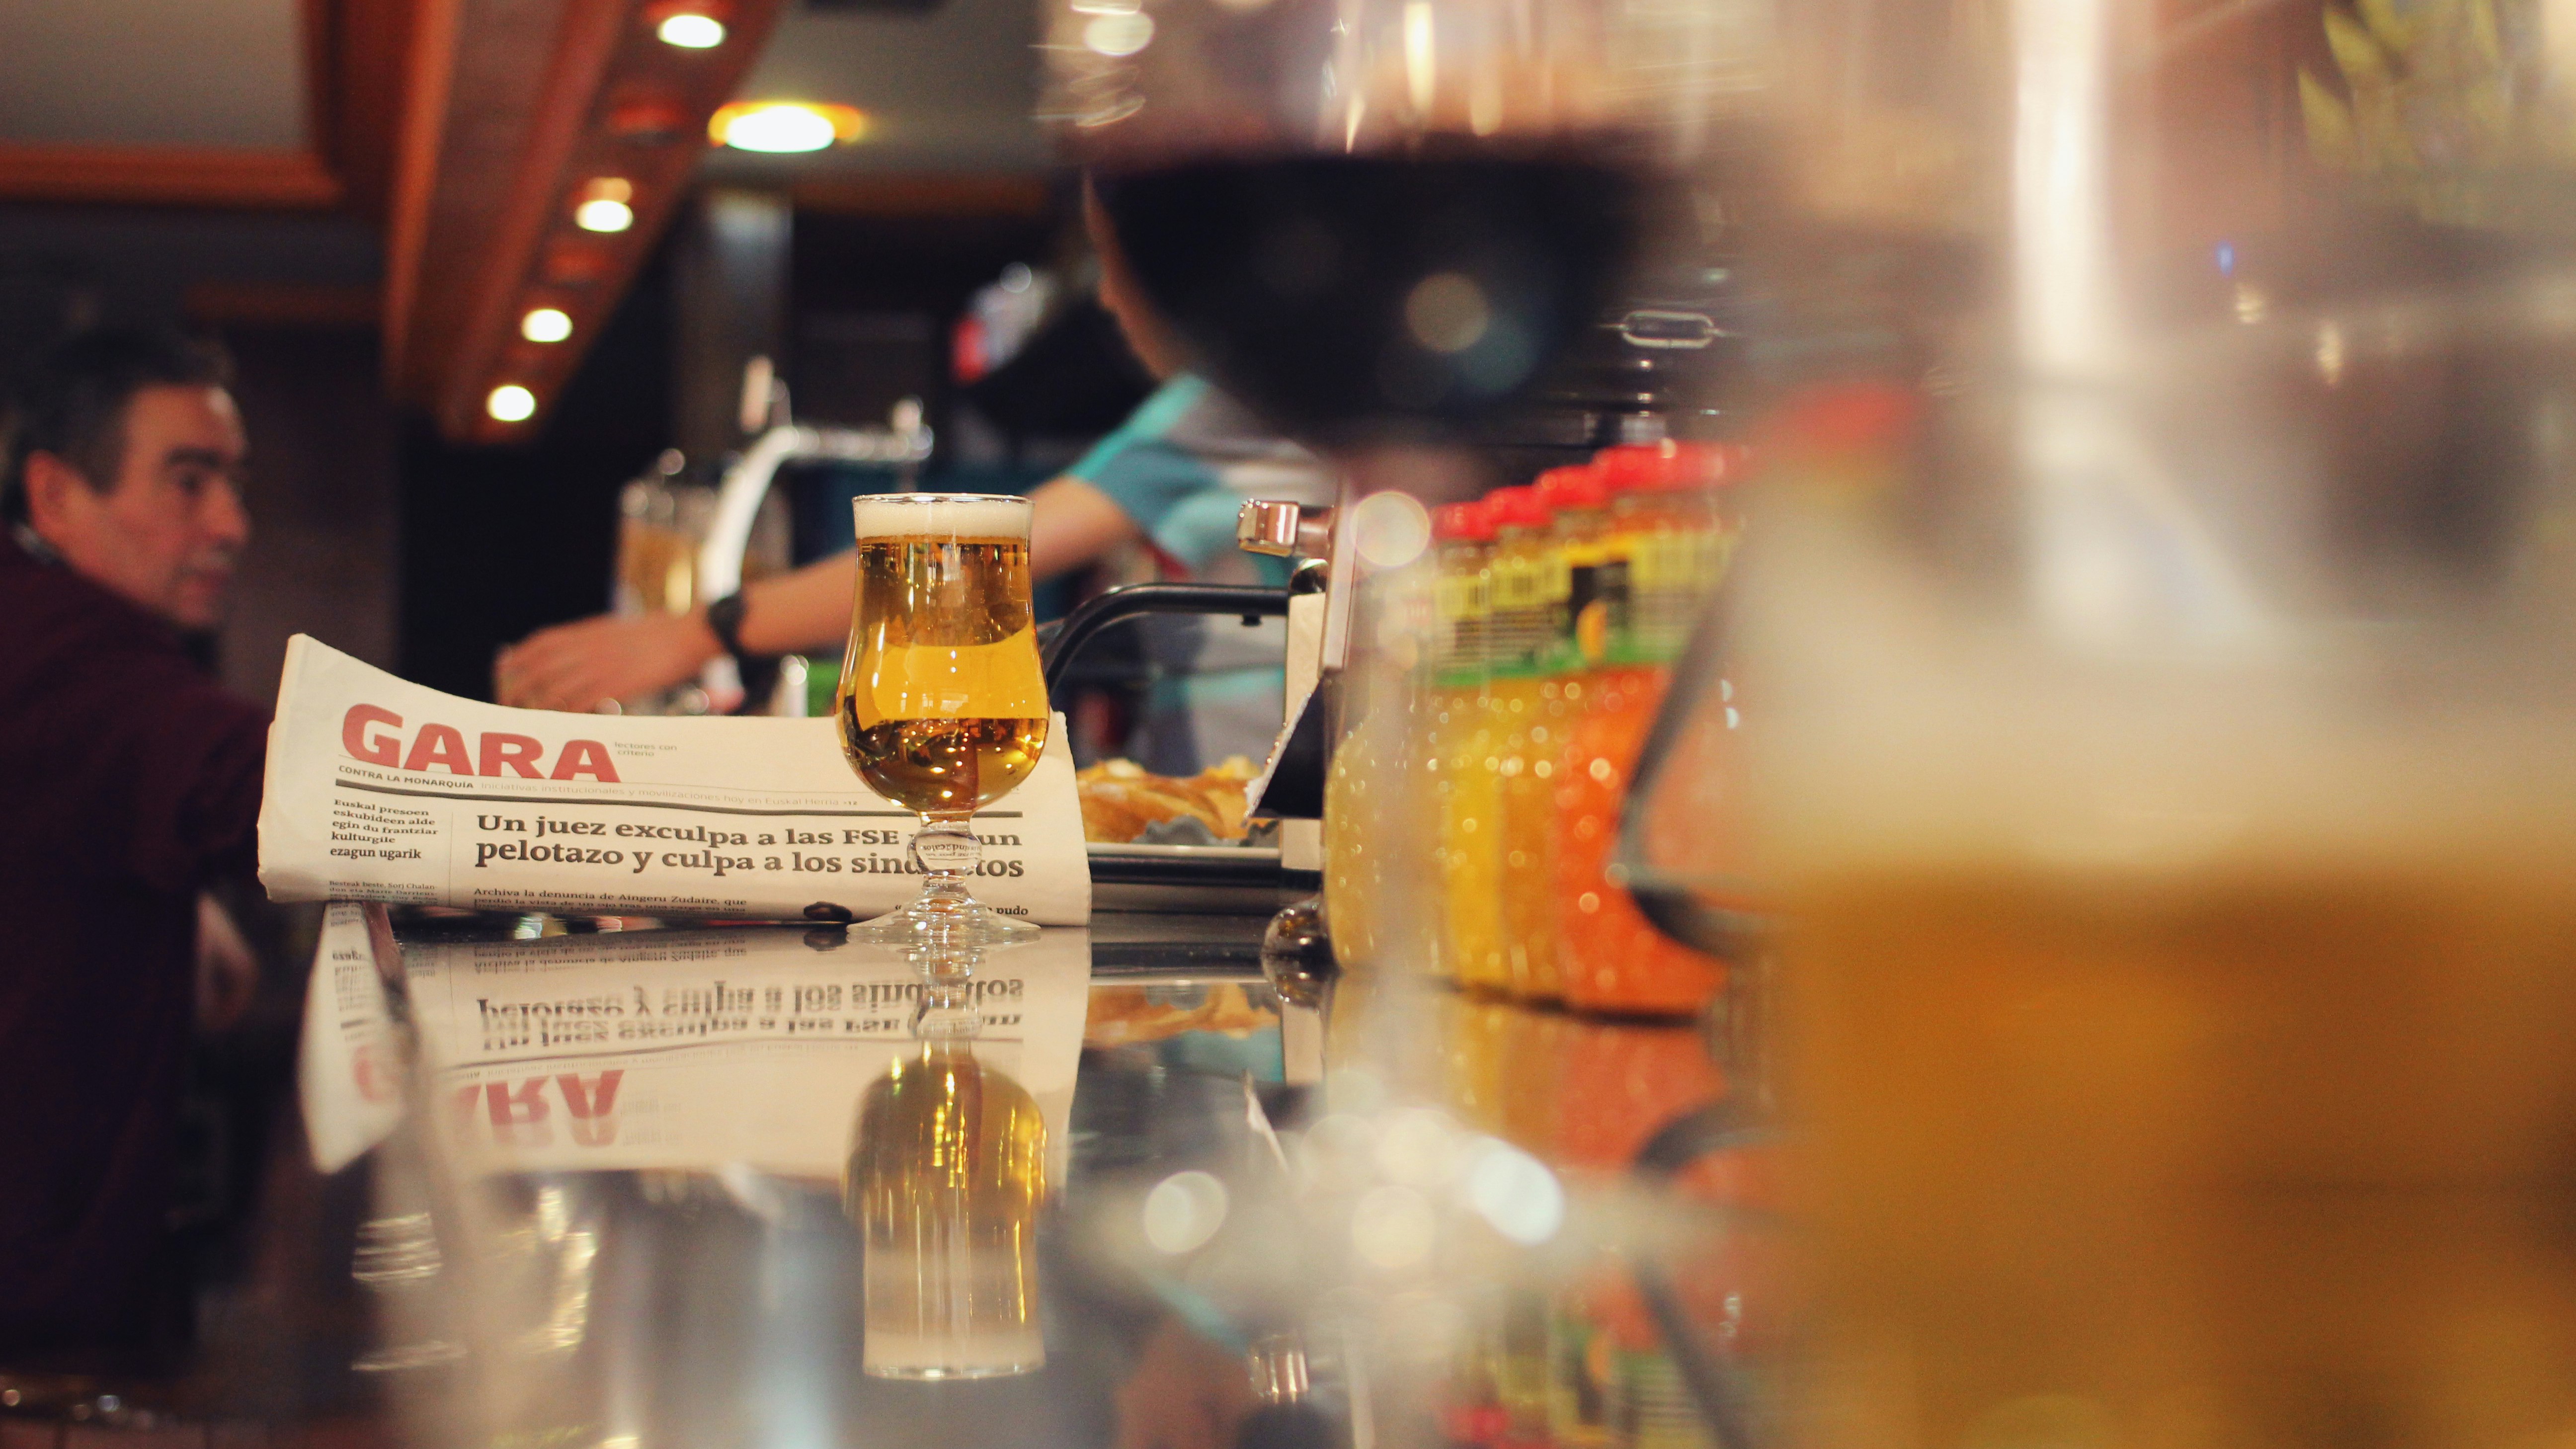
[[0, 906, 1753, 1449]]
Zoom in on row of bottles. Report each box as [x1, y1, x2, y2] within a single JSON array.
[[1415, 441, 1744, 1017], [1430, 994, 1779, 1449]]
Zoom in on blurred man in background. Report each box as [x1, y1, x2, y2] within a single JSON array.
[[0, 327, 267, 1357]]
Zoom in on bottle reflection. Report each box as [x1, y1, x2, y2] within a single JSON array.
[[844, 941, 1049, 1379]]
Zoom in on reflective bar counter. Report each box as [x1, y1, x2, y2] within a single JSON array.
[[0, 907, 1762, 1449]]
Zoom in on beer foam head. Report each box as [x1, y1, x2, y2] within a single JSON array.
[[1734, 499, 2576, 882], [852, 493, 1032, 541], [861, 1325, 1045, 1378]]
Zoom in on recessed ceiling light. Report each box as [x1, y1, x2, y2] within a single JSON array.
[[573, 178, 635, 233], [487, 385, 537, 423], [657, 11, 726, 46], [522, 308, 573, 343], [709, 101, 867, 154]]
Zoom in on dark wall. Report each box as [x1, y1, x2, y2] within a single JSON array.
[[0, 206, 381, 363], [790, 208, 1059, 434], [396, 243, 675, 702], [220, 326, 402, 704]]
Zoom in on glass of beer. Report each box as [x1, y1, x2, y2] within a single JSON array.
[[1704, 0, 2576, 1444], [843, 1005, 1048, 1379], [836, 493, 1049, 945]]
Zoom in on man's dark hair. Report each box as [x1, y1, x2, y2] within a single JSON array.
[[0, 326, 234, 526]]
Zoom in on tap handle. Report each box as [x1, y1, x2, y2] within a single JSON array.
[[1237, 498, 1304, 557]]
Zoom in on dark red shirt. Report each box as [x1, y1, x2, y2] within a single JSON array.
[[0, 530, 268, 1357]]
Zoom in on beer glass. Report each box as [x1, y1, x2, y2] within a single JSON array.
[[843, 1004, 1048, 1379], [835, 493, 1049, 945], [1697, 0, 2576, 1444]]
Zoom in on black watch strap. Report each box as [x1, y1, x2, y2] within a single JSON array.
[[705, 591, 753, 660]]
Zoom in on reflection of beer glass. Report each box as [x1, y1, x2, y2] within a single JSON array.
[[844, 1024, 1048, 1379], [836, 494, 1049, 944]]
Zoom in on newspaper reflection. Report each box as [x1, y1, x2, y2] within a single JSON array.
[[400, 922, 1085, 1184], [312, 917, 1088, 1449]]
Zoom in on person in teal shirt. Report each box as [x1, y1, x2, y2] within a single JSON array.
[[499, 382, 1332, 769], [1064, 373, 1335, 770], [499, 186, 1336, 769]]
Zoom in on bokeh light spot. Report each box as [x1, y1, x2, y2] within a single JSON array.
[[1142, 1170, 1229, 1255]]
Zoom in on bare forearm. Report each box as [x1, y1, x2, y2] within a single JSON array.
[[1028, 475, 1142, 579], [497, 481, 1130, 713], [747, 480, 1138, 638], [735, 552, 859, 655]]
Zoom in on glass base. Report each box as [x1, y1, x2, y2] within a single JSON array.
[[848, 891, 1042, 948], [851, 819, 1041, 948], [862, 1358, 1045, 1381]]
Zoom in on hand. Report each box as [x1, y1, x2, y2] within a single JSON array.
[[1115, 1318, 1255, 1449], [195, 893, 258, 1032], [495, 610, 720, 713]]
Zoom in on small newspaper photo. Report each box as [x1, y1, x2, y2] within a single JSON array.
[[258, 636, 1091, 924]]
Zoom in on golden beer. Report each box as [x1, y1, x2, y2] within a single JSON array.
[[844, 1039, 1048, 1378], [836, 514, 1049, 816], [1791, 856, 2576, 1449], [834, 492, 1048, 942]]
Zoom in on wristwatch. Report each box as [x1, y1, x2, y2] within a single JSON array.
[[705, 591, 755, 661]]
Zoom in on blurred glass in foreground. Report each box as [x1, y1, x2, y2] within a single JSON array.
[[1647, 0, 2576, 1444], [1044, 0, 1758, 451]]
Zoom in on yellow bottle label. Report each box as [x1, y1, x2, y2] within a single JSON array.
[[1436, 570, 1491, 624], [1491, 553, 1544, 611]]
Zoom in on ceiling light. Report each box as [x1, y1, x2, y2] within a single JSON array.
[[487, 385, 537, 423], [710, 101, 866, 154], [521, 308, 573, 344], [656, 11, 726, 46], [574, 177, 635, 233]]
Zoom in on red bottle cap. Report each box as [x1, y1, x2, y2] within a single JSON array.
[[1432, 498, 1494, 542], [1535, 463, 1610, 513], [1597, 441, 1749, 493], [1483, 484, 1553, 532]]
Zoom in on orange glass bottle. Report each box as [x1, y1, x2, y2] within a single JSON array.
[[1428, 500, 1503, 987], [1480, 484, 1559, 999], [1553, 441, 1743, 1017]]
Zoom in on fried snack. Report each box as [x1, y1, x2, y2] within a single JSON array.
[[1077, 757, 1259, 844], [1085, 982, 1277, 1046]]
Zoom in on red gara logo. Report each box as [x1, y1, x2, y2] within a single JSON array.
[[342, 705, 620, 782]]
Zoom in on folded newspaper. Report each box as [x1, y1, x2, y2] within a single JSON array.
[[258, 635, 1091, 924]]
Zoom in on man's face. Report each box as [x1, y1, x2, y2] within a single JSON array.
[[26, 385, 251, 631]]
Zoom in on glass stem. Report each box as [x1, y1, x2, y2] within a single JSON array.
[[909, 814, 980, 912]]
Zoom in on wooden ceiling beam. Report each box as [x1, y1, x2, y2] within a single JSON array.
[[185, 281, 383, 328], [310, 0, 427, 224], [382, 0, 788, 442], [0, 0, 403, 211], [434, 0, 649, 437], [0, 146, 343, 209], [382, 0, 464, 392]]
